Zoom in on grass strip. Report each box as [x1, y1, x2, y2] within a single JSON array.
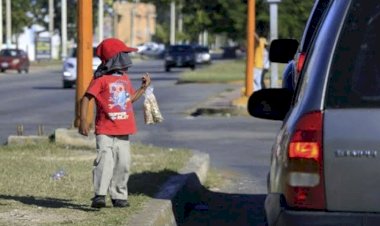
[[178, 60, 246, 83], [0, 142, 191, 226]]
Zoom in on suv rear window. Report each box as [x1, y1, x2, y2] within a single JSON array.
[[326, 1, 380, 108]]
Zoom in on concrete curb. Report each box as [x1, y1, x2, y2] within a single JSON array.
[[7, 135, 50, 145], [126, 150, 210, 226], [55, 128, 96, 148]]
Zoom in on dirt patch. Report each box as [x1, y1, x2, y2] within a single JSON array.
[[0, 207, 85, 225]]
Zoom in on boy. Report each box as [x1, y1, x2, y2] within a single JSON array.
[[79, 38, 151, 208]]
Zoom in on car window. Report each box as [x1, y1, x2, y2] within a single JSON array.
[[326, 1, 380, 108], [0, 49, 19, 57], [299, 0, 331, 53]]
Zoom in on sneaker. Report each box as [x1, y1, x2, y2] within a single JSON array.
[[111, 199, 130, 208], [91, 195, 106, 208]]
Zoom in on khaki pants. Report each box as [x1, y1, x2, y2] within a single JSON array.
[[93, 135, 131, 200]]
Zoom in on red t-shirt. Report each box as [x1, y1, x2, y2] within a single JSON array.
[[86, 74, 137, 135]]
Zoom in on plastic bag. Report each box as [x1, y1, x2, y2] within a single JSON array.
[[143, 85, 164, 124]]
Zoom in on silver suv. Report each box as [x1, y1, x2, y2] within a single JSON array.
[[249, 1, 380, 225]]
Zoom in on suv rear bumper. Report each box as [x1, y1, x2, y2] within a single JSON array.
[[276, 210, 380, 226], [266, 194, 380, 226]]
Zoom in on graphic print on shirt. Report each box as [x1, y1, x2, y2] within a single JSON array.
[[108, 80, 131, 120]]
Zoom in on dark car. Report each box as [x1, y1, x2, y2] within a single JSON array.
[[0, 49, 30, 73], [249, 1, 380, 225], [164, 45, 195, 72], [278, 0, 331, 91]]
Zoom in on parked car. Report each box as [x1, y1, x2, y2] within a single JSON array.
[[62, 47, 101, 88], [164, 45, 196, 72], [278, 0, 331, 91], [249, 0, 380, 225], [0, 49, 30, 73], [137, 42, 165, 58], [193, 45, 212, 64]]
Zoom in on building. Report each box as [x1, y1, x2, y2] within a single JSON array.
[[113, 2, 156, 47]]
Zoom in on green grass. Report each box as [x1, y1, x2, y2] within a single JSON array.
[[178, 60, 246, 83], [0, 142, 191, 226], [178, 59, 287, 86]]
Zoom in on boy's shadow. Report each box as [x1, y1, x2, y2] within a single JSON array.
[[0, 195, 97, 212]]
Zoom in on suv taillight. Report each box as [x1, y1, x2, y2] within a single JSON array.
[[285, 111, 326, 209], [296, 52, 306, 75]]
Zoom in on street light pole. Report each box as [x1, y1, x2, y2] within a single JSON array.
[[61, 0, 67, 58], [0, 0, 3, 50], [170, 1, 175, 45], [98, 0, 104, 43], [267, 0, 281, 88], [5, 0, 11, 47]]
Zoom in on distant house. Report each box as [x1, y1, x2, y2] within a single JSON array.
[[113, 2, 156, 47]]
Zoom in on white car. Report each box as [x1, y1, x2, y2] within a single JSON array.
[[137, 42, 165, 58], [193, 46, 212, 64], [62, 47, 101, 88]]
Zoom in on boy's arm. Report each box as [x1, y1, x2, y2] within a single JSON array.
[[131, 73, 151, 103], [79, 93, 94, 136]]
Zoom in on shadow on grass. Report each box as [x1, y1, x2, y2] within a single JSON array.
[[0, 195, 97, 212], [129, 170, 267, 226]]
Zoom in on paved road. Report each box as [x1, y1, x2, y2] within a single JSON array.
[[0, 59, 282, 225]]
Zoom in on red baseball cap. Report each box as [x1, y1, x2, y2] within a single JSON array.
[[96, 38, 138, 62]]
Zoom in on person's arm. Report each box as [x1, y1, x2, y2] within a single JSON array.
[[79, 93, 94, 136], [131, 73, 151, 103]]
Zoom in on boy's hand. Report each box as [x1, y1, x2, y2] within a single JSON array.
[[142, 73, 151, 88], [79, 119, 89, 136]]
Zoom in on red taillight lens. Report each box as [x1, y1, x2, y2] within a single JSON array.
[[296, 52, 306, 75], [289, 142, 319, 160], [286, 111, 325, 209]]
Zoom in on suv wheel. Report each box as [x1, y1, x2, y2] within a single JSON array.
[[63, 81, 73, 89]]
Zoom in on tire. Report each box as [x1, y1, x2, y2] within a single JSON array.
[[63, 81, 73, 89], [190, 65, 196, 71], [165, 66, 171, 72], [1, 69, 5, 73]]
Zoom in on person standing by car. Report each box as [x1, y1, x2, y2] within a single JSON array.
[[253, 35, 268, 91], [261, 46, 270, 89], [79, 38, 151, 208]]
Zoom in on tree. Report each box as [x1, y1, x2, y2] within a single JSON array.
[[1, 0, 32, 37], [278, 0, 314, 39]]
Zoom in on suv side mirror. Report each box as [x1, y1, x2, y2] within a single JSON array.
[[247, 88, 293, 120], [269, 39, 299, 63]]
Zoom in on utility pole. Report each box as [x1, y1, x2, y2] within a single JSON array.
[[245, 0, 255, 96], [5, 0, 11, 47], [98, 0, 104, 43], [61, 0, 67, 58], [267, 0, 281, 87], [232, 0, 255, 108], [0, 0, 3, 50], [170, 1, 175, 45], [74, 0, 94, 128]]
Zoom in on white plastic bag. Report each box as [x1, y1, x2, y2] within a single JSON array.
[[143, 85, 164, 124]]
